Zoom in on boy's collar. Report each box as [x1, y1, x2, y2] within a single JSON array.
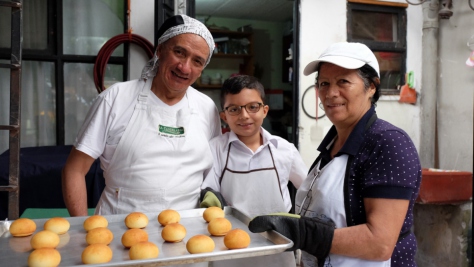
[[227, 127, 279, 148]]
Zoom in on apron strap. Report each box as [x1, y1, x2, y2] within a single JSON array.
[[219, 143, 232, 184], [267, 145, 283, 198]]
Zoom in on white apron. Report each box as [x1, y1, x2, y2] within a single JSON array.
[[95, 78, 214, 215], [214, 143, 296, 267], [295, 154, 390, 267]]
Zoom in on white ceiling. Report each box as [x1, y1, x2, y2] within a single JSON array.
[[195, 0, 294, 22]]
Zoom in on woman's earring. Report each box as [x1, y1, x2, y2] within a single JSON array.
[[319, 102, 325, 111]]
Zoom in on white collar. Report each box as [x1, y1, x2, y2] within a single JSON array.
[[227, 127, 279, 149]]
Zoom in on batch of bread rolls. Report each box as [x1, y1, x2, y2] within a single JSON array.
[[8, 207, 251, 266], [9, 217, 69, 267]]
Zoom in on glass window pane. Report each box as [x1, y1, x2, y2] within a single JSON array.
[[63, 0, 125, 56], [374, 51, 403, 90], [21, 61, 57, 147], [0, 1, 48, 50], [23, 0, 48, 49], [0, 60, 10, 153], [0, 7, 11, 49], [64, 63, 123, 144], [352, 10, 398, 42]]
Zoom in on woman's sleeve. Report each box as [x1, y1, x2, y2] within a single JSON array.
[[360, 129, 421, 199]]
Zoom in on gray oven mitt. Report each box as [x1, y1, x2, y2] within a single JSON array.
[[248, 213, 335, 267]]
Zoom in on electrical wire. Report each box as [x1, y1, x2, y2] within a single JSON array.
[[93, 0, 155, 93], [405, 0, 428, 5], [469, 0, 474, 11], [93, 33, 154, 93], [301, 85, 326, 120]]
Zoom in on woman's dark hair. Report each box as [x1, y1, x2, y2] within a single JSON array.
[[315, 63, 380, 105], [220, 75, 265, 110]]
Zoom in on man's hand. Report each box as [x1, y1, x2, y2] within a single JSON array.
[[249, 214, 335, 267], [199, 187, 227, 209]]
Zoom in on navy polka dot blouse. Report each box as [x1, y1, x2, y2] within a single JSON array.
[[313, 106, 422, 267]]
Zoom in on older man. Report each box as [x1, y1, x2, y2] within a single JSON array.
[[62, 15, 221, 216]]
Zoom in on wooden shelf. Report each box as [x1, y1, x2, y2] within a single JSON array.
[[208, 29, 252, 37], [212, 53, 252, 58], [193, 83, 222, 90], [208, 28, 254, 77]]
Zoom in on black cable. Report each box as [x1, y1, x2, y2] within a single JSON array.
[[93, 33, 154, 94], [301, 85, 326, 120]]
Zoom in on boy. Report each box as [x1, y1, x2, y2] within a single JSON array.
[[200, 75, 307, 267]]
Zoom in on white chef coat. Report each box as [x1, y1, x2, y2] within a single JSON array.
[[201, 128, 307, 211], [74, 79, 221, 172], [91, 78, 211, 214]]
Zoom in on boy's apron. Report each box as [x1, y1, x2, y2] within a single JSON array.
[[215, 143, 296, 267]]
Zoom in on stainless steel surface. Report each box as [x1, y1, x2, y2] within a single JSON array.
[[0, 207, 293, 266]]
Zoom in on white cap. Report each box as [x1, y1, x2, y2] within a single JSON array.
[[303, 42, 380, 77]]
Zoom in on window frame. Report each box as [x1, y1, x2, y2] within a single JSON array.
[[0, 0, 129, 145], [347, 2, 407, 95]]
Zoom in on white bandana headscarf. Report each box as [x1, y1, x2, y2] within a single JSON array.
[[140, 15, 214, 80]]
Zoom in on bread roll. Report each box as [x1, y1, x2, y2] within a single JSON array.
[[83, 215, 108, 232], [203, 207, 224, 223], [81, 244, 113, 264], [121, 228, 148, 248], [224, 229, 251, 249], [10, 218, 36, 237], [129, 241, 159, 260], [28, 248, 61, 267], [86, 227, 114, 245], [208, 217, 232, 236], [161, 223, 186, 242], [125, 212, 149, 229], [43, 217, 70, 235], [186, 235, 215, 254], [30, 230, 60, 249], [158, 209, 180, 226]]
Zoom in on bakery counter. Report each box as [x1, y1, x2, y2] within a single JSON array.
[[0, 207, 292, 266]]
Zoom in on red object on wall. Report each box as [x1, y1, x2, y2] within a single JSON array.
[[221, 127, 230, 134], [416, 169, 473, 204]]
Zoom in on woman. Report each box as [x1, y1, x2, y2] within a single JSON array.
[[249, 42, 421, 267]]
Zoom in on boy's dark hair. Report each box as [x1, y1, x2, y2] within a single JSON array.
[[220, 75, 265, 110]]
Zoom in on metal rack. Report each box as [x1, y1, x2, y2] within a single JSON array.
[[0, 0, 22, 219]]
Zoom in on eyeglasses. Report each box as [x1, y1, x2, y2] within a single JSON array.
[[223, 102, 264, 116]]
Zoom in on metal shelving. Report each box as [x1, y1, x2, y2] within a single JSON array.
[[0, 0, 23, 219]]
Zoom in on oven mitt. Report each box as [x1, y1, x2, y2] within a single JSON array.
[[199, 187, 227, 209], [248, 213, 335, 267]]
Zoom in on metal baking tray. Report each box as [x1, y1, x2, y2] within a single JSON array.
[[0, 207, 293, 266]]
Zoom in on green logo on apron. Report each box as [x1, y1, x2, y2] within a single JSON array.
[[159, 125, 185, 135]]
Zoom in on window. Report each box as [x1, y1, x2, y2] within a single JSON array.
[[0, 0, 127, 153], [347, 2, 407, 95]]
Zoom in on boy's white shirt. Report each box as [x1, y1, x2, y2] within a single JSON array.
[[202, 127, 308, 212]]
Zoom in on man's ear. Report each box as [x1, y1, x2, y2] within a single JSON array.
[[156, 44, 164, 57], [219, 111, 227, 124]]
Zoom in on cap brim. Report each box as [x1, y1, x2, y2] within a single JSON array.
[[303, 56, 366, 76]]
